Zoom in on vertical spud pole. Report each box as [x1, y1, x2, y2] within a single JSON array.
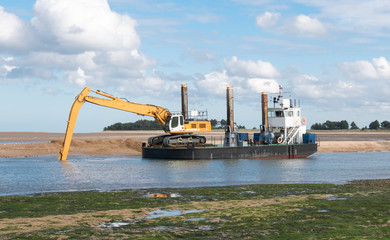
[[181, 83, 188, 120], [226, 85, 234, 132], [261, 91, 268, 131]]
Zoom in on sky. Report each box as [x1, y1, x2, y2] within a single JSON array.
[[1, 0, 390, 132]]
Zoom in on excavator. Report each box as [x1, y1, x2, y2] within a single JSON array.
[[58, 87, 211, 161]]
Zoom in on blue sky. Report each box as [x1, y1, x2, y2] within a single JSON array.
[[1, 0, 389, 132]]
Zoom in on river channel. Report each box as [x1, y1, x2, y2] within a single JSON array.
[[1, 152, 390, 196]]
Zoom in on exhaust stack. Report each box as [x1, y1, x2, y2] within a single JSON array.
[[261, 91, 268, 131], [181, 83, 188, 120]]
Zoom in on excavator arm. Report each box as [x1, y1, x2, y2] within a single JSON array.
[[58, 87, 171, 161]]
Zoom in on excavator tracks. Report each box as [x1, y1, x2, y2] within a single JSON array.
[[148, 134, 206, 147]]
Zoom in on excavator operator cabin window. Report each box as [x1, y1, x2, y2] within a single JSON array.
[[171, 116, 179, 128], [180, 115, 184, 126]]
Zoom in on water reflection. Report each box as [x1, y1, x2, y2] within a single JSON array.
[[1, 152, 390, 196]]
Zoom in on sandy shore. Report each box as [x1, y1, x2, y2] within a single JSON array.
[[1, 131, 389, 158]]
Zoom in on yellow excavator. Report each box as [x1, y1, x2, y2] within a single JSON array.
[[58, 87, 211, 161]]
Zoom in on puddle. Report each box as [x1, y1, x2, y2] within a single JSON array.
[[151, 226, 172, 230], [327, 196, 347, 201], [146, 209, 204, 219], [150, 225, 212, 231], [317, 209, 329, 213], [96, 209, 204, 229], [198, 226, 212, 231], [187, 217, 206, 221], [170, 193, 181, 198], [97, 222, 132, 228], [241, 191, 256, 194], [296, 209, 329, 213]]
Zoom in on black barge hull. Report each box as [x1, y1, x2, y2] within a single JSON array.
[[142, 143, 317, 160]]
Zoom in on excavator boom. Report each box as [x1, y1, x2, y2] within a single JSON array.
[[85, 93, 171, 126], [58, 87, 171, 161]]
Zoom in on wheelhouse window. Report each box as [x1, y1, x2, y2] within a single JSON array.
[[275, 111, 284, 117]]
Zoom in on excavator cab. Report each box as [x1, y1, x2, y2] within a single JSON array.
[[167, 114, 185, 132]]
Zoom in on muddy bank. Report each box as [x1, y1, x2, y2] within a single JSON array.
[[0, 138, 142, 158], [1, 131, 390, 158]]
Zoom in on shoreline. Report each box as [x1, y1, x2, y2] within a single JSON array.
[[1, 131, 390, 158]]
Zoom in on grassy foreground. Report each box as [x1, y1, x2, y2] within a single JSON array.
[[1, 180, 389, 239]]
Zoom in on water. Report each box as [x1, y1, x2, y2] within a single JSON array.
[[1, 152, 390, 196]]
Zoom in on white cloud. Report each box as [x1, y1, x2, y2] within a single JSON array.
[[31, 0, 140, 53], [292, 14, 327, 37], [197, 70, 230, 96], [196, 57, 280, 99], [289, 73, 368, 113], [0, 7, 37, 52], [288, 56, 390, 113], [337, 57, 390, 104], [340, 60, 378, 80], [0, 57, 16, 77], [225, 56, 279, 78], [115, 70, 181, 99], [294, 0, 390, 35], [0, 0, 157, 93], [247, 78, 279, 93], [256, 12, 280, 29], [255, 12, 327, 39], [372, 57, 390, 78], [291, 74, 325, 99], [340, 57, 390, 80], [66, 67, 90, 87]]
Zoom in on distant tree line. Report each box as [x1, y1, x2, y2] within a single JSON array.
[[311, 120, 390, 130], [365, 120, 390, 130], [103, 120, 162, 131], [104, 119, 247, 131], [104, 119, 390, 131], [311, 120, 350, 130]]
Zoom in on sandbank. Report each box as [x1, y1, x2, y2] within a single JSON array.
[[0, 131, 389, 158]]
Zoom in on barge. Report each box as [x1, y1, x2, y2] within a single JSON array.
[[142, 143, 317, 160], [142, 85, 317, 160]]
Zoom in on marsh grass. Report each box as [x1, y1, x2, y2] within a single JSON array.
[[1, 180, 389, 239]]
